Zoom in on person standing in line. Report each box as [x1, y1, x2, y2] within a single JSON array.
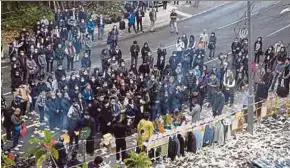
[[199, 29, 209, 52], [87, 18, 96, 41], [170, 9, 178, 34], [97, 14, 105, 40], [11, 108, 22, 148], [128, 10, 137, 34], [212, 87, 225, 117], [130, 41, 140, 67], [65, 41, 76, 71], [254, 37, 263, 64], [208, 32, 217, 60], [135, 8, 145, 33], [149, 8, 157, 32], [112, 119, 129, 164]]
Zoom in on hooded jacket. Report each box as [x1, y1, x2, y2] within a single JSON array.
[[177, 134, 185, 156], [187, 131, 197, 153]]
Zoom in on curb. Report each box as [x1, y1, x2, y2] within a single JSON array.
[[91, 1, 233, 48]]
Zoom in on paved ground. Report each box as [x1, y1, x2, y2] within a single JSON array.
[[1, 1, 290, 167]]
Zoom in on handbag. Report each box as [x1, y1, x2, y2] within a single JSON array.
[[20, 122, 27, 136]]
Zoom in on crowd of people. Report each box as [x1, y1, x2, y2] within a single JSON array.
[[1, 2, 289, 168]]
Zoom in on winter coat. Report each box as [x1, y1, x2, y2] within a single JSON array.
[[138, 64, 150, 75], [128, 12, 136, 25], [26, 58, 38, 75], [208, 36, 217, 49], [187, 131, 197, 153], [46, 97, 61, 119], [84, 38, 92, 51], [59, 97, 71, 115], [82, 89, 93, 103], [130, 44, 140, 57], [141, 46, 151, 60], [87, 21, 96, 33], [45, 49, 55, 62], [73, 38, 82, 54], [81, 56, 91, 69], [13, 85, 30, 103], [212, 91, 225, 114], [55, 48, 65, 61], [203, 124, 215, 146]]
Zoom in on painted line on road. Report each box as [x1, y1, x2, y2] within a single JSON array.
[[190, 2, 232, 18], [266, 23, 290, 37], [216, 1, 281, 30]]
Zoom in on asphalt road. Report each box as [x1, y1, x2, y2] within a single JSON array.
[[2, 0, 290, 166]]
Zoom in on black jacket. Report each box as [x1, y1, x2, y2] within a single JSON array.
[[130, 44, 140, 57], [168, 137, 178, 161]]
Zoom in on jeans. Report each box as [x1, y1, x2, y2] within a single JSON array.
[[271, 74, 282, 90], [224, 90, 234, 105], [12, 130, 20, 147], [170, 21, 178, 33], [88, 31, 94, 41], [128, 23, 137, 33], [150, 20, 155, 31], [98, 26, 104, 40], [209, 48, 215, 58], [110, 40, 118, 51], [131, 56, 138, 67], [38, 105, 45, 123]]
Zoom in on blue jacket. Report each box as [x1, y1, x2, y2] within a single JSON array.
[[59, 97, 71, 115], [126, 104, 137, 117], [87, 21, 96, 33], [46, 98, 61, 118], [82, 89, 93, 102], [128, 12, 136, 25], [73, 39, 82, 54]]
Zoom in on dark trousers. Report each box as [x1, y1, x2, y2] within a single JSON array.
[[174, 1, 179, 5], [136, 19, 143, 31], [116, 139, 127, 161], [224, 90, 234, 105], [209, 48, 215, 58], [131, 56, 138, 67], [30, 97, 37, 112], [128, 23, 137, 33], [4, 126, 12, 140], [38, 105, 45, 122], [47, 60, 54, 73], [69, 132, 79, 149], [284, 77, 290, 91], [20, 101, 28, 116], [163, 2, 167, 9], [254, 51, 262, 63], [57, 59, 63, 66], [67, 57, 74, 71], [12, 130, 20, 147]]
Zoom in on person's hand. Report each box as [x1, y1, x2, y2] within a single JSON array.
[[107, 122, 111, 126], [74, 131, 79, 135], [56, 110, 59, 113]]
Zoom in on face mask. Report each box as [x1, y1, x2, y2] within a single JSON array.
[[13, 65, 17, 68], [81, 79, 85, 82], [91, 78, 95, 82], [72, 77, 76, 80]]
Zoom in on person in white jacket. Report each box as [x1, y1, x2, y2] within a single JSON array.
[[274, 41, 284, 55], [223, 69, 236, 106]]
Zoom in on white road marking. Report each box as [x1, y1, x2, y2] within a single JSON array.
[[266, 23, 290, 37], [216, 1, 281, 30]]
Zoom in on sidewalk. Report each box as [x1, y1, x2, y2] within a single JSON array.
[[91, 1, 230, 47]]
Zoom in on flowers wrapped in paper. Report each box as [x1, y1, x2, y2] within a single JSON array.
[[100, 133, 115, 151]]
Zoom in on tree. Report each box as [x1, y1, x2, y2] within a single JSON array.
[[124, 151, 152, 168], [25, 129, 59, 168]]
